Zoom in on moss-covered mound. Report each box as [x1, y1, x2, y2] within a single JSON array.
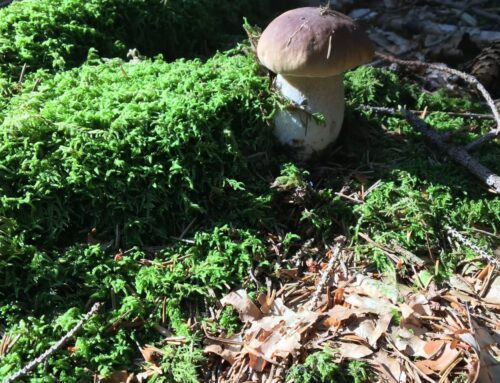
[[0, 0, 272, 82], [0, 49, 277, 245]]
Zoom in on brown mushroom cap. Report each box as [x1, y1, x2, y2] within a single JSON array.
[[257, 7, 374, 77]]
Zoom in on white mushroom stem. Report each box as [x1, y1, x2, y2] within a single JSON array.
[[274, 74, 345, 160]]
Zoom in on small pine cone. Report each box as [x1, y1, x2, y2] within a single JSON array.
[[470, 40, 500, 97]]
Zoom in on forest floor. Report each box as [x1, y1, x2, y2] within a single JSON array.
[[0, 1, 499, 382]]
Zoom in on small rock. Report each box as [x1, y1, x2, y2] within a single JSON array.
[[349, 8, 378, 21]]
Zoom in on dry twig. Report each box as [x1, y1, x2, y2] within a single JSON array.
[[4, 302, 102, 383], [465, 128, 500, 152], [402, 109, 500, 192], [306, 238, 344, 310], [371, 52, 500, 191], [375, 52, 500, 131], [363, 105, 500, 193], [447, 227, 499, 267]]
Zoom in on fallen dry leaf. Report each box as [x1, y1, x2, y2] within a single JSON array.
[[135, 369, 157, 383], [204, 344, 223, 356], [323, 305, 360, 325], [353, 319, 376, 343], [333, 287, 345, 305], [483, 275, 500, 305], [257, 291, 276, 315], [345, 294, 396, 315], [322, 316, 341, 328], [416, 342, 461, 375], [449, 274, 476, 294], [368, 313, 392, 347], [372, 350, 405, 383], [221, 289, 263, 322], [400, 303, 427, 336], [476, 265, 492, 281], [352, 274, 400, 303], [247, 344, 271, 372], [459, 319, 500, 383], [423, 340, 446, 359], [252, 327, 301, 360], [336, 342, 373, 359], [389, 326, 428, 358], [407, 294, 433, 316], [139, 346, 157, 364], [238, 297, 319, 372], [204, 341, 241, 365], [101, 371, 132, 383]]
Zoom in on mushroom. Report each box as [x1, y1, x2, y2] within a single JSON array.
[[257, 7, 374, 160]]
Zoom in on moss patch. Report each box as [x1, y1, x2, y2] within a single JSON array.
[[0, 49, 277, 245], [0, 0, 272, 82], [0, 56, 498, 381]]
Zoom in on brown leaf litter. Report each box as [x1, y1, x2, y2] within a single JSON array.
[[203, 242, 499, 383]]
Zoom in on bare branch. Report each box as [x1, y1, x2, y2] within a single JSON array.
[[375, 52, 500, 131], [447, 227, 499, 268], [402, 109, 500, 193], [306, 238, 345, 310], [4, 302, 102, 383], [465, 128, 500, 152], [363, 105, 500, 193]]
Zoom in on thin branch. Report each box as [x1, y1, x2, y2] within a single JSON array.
[[17, 64, 27, 85], [402, 109, 500, 192], [415, 110, 494, 120], [375, 52, 500, 131], [4, 302, 102, 383], [447, 227, 499, 268], [306, 239, 344, 310], [363, 105, 500, 193], [465, 128, 500, 152]]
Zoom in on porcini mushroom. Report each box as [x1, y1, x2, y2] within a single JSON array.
[[257, 7, 374, 160]]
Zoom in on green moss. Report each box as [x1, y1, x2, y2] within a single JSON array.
[[347, 361, 370, 383], [0, 0, 273, 81], [352, 170, 499, 268], [286, 348, 370, 383], [416, 89, 481, 112], [343, 68, 499, 274], [1, 51, 499, 381], [0, 224, 264, 380], [0, 49, 278, 245], [344, 66, 419, 108], [217, 306, 242, 335], [287, 348, 341, 383]]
